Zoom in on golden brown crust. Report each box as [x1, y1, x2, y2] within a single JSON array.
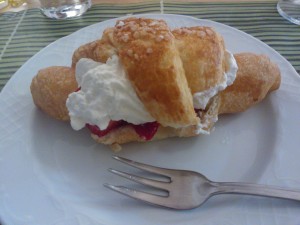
[[30, 53, 281, 148], [173, 27, 227, 94], [71, 18, 200, 128], [218, 53, 281, 114], [72, 24, 228, 96], [29, 17, 281, 150], [30, 66, 77, 121], [71, 31, 116, 68], [72, 40, 100, 68], [29, 52, 281, 147], [112, 18, 199, 128], [69, 19, 231, 128]]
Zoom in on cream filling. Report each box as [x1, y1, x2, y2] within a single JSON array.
[[67, 51, 238, 135], [196, 113, 218, 135], [66, 55, 155, 131], [194, 51, 238, 134], [193, 51, 238, 110]]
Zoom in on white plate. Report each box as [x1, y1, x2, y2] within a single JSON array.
[[1, 14, 300, 225]]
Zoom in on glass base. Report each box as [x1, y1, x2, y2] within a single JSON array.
[[277, 0, 300, 25], [0, 0, 8, 10], [40, 1, 91, 19]]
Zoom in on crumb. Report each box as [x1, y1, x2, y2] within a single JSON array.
[[146, 48, 153, 54], [197, 31, 206, 38], [116, 21, 125, 27], [156, 35, 164, 42], [110, 143, 122, 152], [127, 49, 133, 57], [134, 53, 140, 60]]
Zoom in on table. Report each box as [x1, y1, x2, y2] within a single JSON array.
[[0, 1, 299, 91], [0, 0, 279, 13]]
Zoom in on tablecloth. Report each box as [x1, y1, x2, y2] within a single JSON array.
[[0, 1, 299, 91]]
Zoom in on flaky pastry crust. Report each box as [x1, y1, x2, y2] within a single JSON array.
[[30, 17, 281, 150], [218, 53, 281, 114], [173, 26, 227, 94], [30, 66, 77, 121]]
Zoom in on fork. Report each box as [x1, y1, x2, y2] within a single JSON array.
[[104, 156, 300, 210]]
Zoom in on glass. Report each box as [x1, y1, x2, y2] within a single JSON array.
[[0, 0, 8, 9], [277, 0, 300, 25], [9, 0, 26, 8], [39, 0, 92, 19]]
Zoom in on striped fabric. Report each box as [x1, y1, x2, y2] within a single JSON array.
[[0, 2, 299, 91]]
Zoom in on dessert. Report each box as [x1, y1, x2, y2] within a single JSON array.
[[30, 17, 281, 150]]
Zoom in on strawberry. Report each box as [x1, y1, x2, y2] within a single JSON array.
[[86, 120, 159, 141], [132, 121, 159, 141], [86, 120, 126, 137]]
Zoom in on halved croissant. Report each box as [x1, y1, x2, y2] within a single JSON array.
[[30, 18, 281, 150], [30, 66, 77, 121]]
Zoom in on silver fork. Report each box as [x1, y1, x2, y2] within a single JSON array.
[[104, 156, 300, 210]]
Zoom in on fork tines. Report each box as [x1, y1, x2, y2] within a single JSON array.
[[104, 156, 174, 208]]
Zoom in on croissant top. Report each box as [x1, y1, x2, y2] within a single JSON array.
[[71, 17, 233, 129]]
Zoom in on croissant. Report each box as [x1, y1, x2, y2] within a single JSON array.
[[30, 18, 281, 150]]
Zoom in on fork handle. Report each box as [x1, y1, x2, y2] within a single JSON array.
[[212, 182, 300, 201]]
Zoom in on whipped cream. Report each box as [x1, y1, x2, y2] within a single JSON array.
[[66, 55, 155, 131], [193, 51, 238, 110], [196, 114, 218, 135], [195, 97, 220, 135]]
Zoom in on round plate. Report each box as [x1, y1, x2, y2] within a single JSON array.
[[1, 14, 300, 225]]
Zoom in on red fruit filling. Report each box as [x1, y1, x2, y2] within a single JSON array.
[[79, 85, 159, 140], [132, 122, 159, 141], [86, 120, 159, 141], [86, 120, 127, 137]]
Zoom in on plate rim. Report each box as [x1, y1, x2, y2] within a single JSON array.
[[1, 13, 300, 225]]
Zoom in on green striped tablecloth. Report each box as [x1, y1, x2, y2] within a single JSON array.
[[0, 1, 299, 91]]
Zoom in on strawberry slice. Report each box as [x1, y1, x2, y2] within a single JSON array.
[[86, 120, 159, 141], [86, 120, 126, 137], [132, 121, 159, 141]]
